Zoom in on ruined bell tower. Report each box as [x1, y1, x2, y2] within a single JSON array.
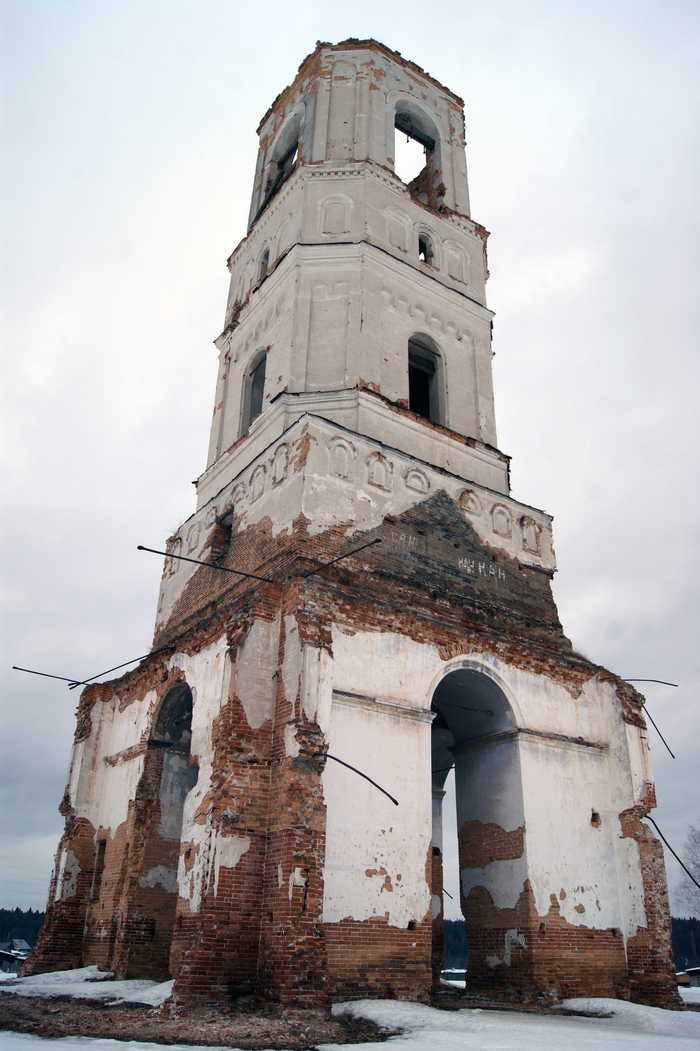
[[27, 40, 679, 1007]]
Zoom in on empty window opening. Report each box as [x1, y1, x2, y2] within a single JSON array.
[[90, 839, 106, 902], [408, 337, 441, 423], [394, 113, 438, 206], [258, 249, 270, 282], [257, 138, 299, 220], [394, 131, 428, 186], [418, 234, 433, 265], [240, 352, 267, 435]]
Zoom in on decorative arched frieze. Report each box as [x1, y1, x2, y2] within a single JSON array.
[[328, 436, 356, 480], [272, 444, 290, 487], [405, 468, 430, 494], [443, 239, 469, 285], [185, 521, 201, 554], [491, 503, 512, 538], [520, 515, 541, 555], [383, 206, 411, 252], [230, 483, 246, 513], [366, 451, 393, 491], [249, 465, 266, 502], [166, 537, 182, 577], [459, 489, 482, 518], [319, 193, 353, 235]]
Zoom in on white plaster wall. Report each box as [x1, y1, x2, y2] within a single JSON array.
[[322, 691, 433, 927], [331, 627, 440, 708], [67, 688, 156, 837], [517, 737, 642, 934]]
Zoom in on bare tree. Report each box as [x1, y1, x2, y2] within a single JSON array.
[[676, 819, 700, 917]]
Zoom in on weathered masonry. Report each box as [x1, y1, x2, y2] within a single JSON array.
[[27, 39, 679, 1007]]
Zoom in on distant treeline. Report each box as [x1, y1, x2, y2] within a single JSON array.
[[672, 916, 700, 971], [0, 908, 45, 947], [443, 916, 700, 972]]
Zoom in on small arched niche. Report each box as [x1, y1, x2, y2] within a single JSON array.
[[408, 334, 445, 425], [240, 349, 267, 435]]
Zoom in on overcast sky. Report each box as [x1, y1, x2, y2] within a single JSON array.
[[1, 0, 698, 922]]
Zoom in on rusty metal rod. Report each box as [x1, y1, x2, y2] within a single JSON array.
[[301, 538, 382, 578], [317, 753, 399, 806], [641, 705, 676, 759], [13, 646, 174, 691], [623, 679, 679, 687], [68, 646, 174, 690], [12, 666, 84, 687], [138, 545, 274, 583], [643, 816, 700, 892]]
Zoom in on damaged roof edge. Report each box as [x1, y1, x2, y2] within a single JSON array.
[[256, 38, 464, 135]]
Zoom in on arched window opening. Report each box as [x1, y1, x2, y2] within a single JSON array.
[[418, 234, 433, 265], [394, 108, 441, 208], [256, 127, 300, 221], [408, 336, 442, 424], [240, 351, 267, 435], [258, 248, 270, 282]]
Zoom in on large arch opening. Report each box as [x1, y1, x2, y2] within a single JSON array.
[[430, 665, 524, 986], [126, 682, 198, 979], [394, 101, 443, 209]]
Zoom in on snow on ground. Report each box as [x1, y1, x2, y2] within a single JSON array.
[[1, 971, 700, 1049], [681, 986, 700, 1005], [329, 999, 700, 1049], [0, 966, 173, 1006]]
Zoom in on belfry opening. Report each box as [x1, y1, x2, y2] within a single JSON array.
[[26, 39, 679, 1009]]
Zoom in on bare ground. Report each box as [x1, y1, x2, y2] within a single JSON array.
[[0, 993, 395, 1049]]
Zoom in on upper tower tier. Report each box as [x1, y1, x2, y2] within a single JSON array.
[[199, 40, 506, 509]]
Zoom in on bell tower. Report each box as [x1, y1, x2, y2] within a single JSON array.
[[28, 40, 678, 1010], [198, 38, 504, 516]]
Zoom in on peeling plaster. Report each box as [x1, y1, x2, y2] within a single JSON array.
[[140, 865, 178, 894], [236, 616, 279, 729], [486, 928, 526, 969], [284, 722, 300, 757], [461, 862, 528, 912], [281, 614, 302, 717], [288, 866, 307, 901], [214, 834, 251, 898], [54, 849, 80, 902]]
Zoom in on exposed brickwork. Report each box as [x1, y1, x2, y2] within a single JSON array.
[[430, 848, 444, 986], [27, 492, 676, 1006], [462, 880, 630, 1003], [458, 822, 525, 870], [324, 917, 431, 1000], [619, 793, 682, 1007]]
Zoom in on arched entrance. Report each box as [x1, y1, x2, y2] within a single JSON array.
[[431, 663, 526, 988], [113, 681, 198, 979]]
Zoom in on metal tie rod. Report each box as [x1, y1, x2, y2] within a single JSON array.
[[137, 545, 274, 583]]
